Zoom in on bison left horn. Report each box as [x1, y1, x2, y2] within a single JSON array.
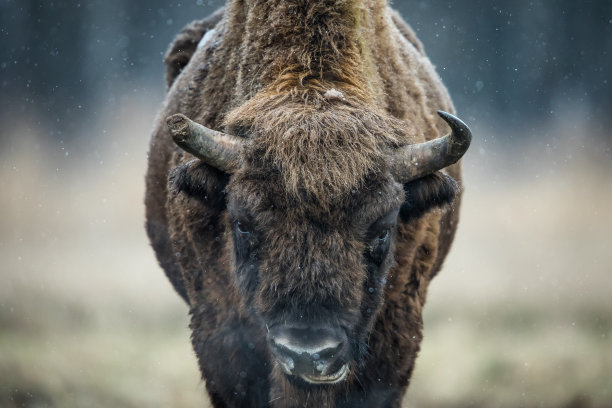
[[392, 111, 472, 183], [166, 113, 243, 173]]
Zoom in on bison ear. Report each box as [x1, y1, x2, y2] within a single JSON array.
[[165, 21, 207, 89], [164, 9, 224, 88], [399, 172, 459, 222], [168, 159, 229, 210]]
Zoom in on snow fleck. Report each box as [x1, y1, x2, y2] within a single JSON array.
[[197, 28, 217, 50], [323, 88, 346, 101]]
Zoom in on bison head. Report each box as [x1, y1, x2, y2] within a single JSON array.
[[166, 97, 470, 388]]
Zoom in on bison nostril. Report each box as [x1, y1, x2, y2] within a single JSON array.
[[276, 355, 295, 374]]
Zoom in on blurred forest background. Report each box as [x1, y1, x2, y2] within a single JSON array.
[[1, 0, 611, 407]]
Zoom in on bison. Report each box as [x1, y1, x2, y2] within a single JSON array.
[[145, 1, 471, 407]]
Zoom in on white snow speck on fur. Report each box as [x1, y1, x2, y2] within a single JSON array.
[[323, 88, 346, 101], [197, 28, 217, 50]]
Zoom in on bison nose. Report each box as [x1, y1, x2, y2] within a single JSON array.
[[267, 326, 347, 379]]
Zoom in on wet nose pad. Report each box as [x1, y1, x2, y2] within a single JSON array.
[[267, 326, 347, 376]]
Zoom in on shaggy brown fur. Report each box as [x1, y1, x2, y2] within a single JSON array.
[[145, 1, 463, 407]]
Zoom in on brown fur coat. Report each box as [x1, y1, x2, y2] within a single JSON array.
[[145, 1, 462, 407]]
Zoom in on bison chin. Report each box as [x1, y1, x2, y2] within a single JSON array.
[[268, 364, 342, 407]]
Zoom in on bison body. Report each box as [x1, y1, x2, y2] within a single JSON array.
[[145, 1, 470, 407]]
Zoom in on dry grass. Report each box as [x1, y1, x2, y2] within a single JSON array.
[[1, 101, 611, 407]]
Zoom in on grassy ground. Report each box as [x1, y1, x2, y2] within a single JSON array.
[[1, 103, 611, 407]]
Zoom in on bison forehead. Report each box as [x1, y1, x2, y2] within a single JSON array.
[[227, 170, 404, 229], [223, 93, 409, 207]]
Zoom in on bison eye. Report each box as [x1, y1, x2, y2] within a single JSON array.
[[367, 228, 391, 264], [233, 219, 255, 260], [236, 220, 250, 235], [377, 229, 390, 242]]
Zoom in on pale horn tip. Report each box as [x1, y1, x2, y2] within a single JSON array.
[[166, 113, 190, 141]]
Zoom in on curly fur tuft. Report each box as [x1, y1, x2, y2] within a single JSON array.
[[225, 93, 409, 206]]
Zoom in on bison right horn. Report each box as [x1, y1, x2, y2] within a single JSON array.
[[166, 113, 243, 173], [392, 111, 472, 183]]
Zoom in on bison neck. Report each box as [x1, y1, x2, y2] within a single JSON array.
[[227, 0, 388, 100]]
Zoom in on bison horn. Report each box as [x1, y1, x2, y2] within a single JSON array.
[[166, 113, 243, 173], [392, 110, 472, 183]]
